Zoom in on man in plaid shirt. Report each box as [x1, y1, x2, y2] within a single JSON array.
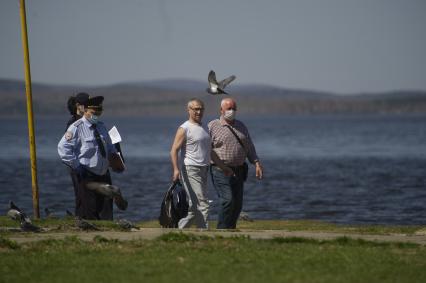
[[208, 98, 264, 229]]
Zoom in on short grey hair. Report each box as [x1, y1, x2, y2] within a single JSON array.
[[187, 98, 204, 108]]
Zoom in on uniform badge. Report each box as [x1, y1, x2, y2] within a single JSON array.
[[65, 131, 73, 141]]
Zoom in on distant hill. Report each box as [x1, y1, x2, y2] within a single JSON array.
[[1, 78, 426, 118]]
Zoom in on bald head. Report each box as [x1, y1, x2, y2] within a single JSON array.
[[220, 98, 237, 122], [220, 98, 237, 111]]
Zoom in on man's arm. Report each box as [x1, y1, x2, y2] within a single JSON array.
[[211, 150, 234, 176], [170, 127, 186, 182], [58, 126, 79, 169], [244, 131, 259, 164], [243, 125, 263, 180]]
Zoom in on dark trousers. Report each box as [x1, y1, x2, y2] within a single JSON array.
[[68, 167, 79, 216], [70, 169, 113, 220], [210, 165, 245, 229]]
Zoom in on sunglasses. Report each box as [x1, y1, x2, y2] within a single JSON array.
[[190, 107, 205, 112]]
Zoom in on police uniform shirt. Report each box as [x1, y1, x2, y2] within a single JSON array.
[[58, 116, 116, 176]]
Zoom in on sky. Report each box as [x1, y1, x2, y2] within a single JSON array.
[[1, 0, 425, 94]]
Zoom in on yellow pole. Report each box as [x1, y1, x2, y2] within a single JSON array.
[[19, 0, 40, 219]]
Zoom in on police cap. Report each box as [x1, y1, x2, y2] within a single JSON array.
[[87, 96, 104, 110]]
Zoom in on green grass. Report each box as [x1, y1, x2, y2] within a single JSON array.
[[1, 216, 424, 235], [1, 232, 426, 283]]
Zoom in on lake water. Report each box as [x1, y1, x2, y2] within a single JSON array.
[[1, 114, 425, 225]]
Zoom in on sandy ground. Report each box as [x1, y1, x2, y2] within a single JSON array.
[[4, 228, 426, 245]]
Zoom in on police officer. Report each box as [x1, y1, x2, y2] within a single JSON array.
[[58, 96, 120, 220], [64, 92, 90, 213], [65, 92, 89, 131]]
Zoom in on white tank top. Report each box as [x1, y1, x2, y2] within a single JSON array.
[[180, 121, 211, 166]]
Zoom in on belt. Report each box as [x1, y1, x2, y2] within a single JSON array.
[[211, 163, 245, 169]]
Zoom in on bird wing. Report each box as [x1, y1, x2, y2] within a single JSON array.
[[219, 75, 236, 89], [7, 209, 20, 221], [10, 201, 31, 223], [10, 201, 21, 212], [217, 88, 228, 95], [208, 70, 218, 87]]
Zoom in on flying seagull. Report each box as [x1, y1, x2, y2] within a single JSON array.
[[7, 201, 31, 223], [7, 201, 42, 232], [85, 182, 128, 211], [206, 70, 236, 95]]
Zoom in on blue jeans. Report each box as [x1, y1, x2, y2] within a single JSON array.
[[210, 165, 245, 229]]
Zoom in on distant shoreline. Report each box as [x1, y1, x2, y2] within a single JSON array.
[[2, 78, 426, 116]]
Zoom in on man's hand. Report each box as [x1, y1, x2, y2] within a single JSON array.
[[172, 170, 180, 182], [222, 166, 234, 177], [255, 161, 263, 180], [211, 151, 234, 177]]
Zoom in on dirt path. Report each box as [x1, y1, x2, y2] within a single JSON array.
[[6, 228, 426, 245]]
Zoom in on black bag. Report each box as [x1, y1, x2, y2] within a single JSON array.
[[159, 180, 188, 228], [172, 181, 189, 220], [242, 162, 249, 182]]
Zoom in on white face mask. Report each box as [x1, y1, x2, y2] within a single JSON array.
[[223, 109, 236, 121]]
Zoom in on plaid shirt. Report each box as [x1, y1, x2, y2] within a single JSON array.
[[208, 117, 259, 167]]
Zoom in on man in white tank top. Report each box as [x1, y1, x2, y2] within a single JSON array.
[[170, 98, 232, 229]]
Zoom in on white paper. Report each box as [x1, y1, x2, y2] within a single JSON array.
[[108, 126, 122, 144]]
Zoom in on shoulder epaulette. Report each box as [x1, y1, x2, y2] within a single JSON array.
[[73, 120, 83, 127]]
